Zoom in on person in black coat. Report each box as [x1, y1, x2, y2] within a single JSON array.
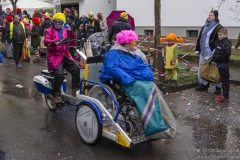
[[67, 15, 76, 32], [108, 12, 131, 42], [30, 17, 41, 63], [83, 11, 101, 34], [212, 28, 231, 102]]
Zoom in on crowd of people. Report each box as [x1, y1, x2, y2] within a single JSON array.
[[0, 7, 132, 67], [0, 7, 232, 104]]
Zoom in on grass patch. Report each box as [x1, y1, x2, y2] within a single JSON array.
[[155, 67, 198, 87]]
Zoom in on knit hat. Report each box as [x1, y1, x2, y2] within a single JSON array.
[[88, 11, 94, 17], [116, 30, 138, 44], [43, 12, 51, 19], [16, 8, 21, 13], [64, 8, 71, 13], [32, 17, 40, 26], [160, 33, 184, 42], [52, 13, 66, 23], [120, 12, 128, 20], [211, 8, 218, 18], [5, 15, 13, 22]]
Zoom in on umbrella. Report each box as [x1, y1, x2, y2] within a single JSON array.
[[106, 10, 135, 30], [2, 0, 55, 10]]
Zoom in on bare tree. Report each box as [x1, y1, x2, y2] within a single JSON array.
[[218, 0, 240, 22], [153, 0, 161, 69], [9, 0, 18, 14]]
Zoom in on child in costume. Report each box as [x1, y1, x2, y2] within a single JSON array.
[[30, 17, 41, 63], [160, 33, 184, 87]]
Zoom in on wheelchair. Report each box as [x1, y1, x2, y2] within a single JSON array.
[[88, 78, 142, 138]]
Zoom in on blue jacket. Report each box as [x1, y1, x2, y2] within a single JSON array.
[[99, 49, 154, 85], [0, 52, 3, 63]]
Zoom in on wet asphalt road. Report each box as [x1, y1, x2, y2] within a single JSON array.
[[0, 58, 240, 160]]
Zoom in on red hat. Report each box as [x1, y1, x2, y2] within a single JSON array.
[[5, 15, 13, 22], [32, 17, 40, 26], [16, 8, 21, 13], [64, 8, 70, 13]]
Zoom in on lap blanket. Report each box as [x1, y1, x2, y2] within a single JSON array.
[[122, 80, 178, 139]]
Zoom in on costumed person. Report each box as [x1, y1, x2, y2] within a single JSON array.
[[1, 16, 13, 59], [108, 11, 131, 42], [100, 30, 177, 139], [83, 11, 101, 33], [39, 12, 52, 55], [16, 8, 22, 19], [195, 8, 223, 93], [21, 17, 31, 61], [30, 17, 41, 63], [160, 33, 184, 87], [97, 12, 108, 36], [44, 13, 80, 104]]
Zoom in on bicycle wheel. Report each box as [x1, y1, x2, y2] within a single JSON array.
[[88, 84, 118, 119], [44, 94, 59, 111], [75, 103, 102, 145]]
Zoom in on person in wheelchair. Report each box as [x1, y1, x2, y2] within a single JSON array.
[[99, 30, 177, 138], [44, 13, 80, 104]]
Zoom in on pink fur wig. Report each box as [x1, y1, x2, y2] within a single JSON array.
[[116, 30, 138, 44]]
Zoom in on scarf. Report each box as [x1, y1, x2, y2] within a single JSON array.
[[200, 20, 218, 55], [56, 27, 64, 52]]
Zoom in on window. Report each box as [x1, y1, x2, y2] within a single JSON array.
[[186, 30, 198, 37], [144, 30, 153, 35]]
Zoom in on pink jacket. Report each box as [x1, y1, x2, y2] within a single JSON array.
[[44, 26, 75, 71]]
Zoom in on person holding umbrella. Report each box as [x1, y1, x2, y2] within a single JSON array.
[[108, 12, 131, 42]]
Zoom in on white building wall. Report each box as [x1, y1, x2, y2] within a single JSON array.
[[116, 0, 154, 26], [78, 0, 116, 19]]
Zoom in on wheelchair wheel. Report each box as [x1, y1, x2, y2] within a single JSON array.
[[126, 120, 133, 137], [44, 94, 59, 111], [75, 103, 102, 145], [88, 84, 118, 119]]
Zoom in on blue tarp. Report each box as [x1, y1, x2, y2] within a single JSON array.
[[122, 80, 169, 135], [99, 49, 154, 85]]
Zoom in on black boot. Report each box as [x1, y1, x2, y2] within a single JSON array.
[[166, 79, 172, 87], [195, 84, 208, 91], [170, 80, 177, 88], [52, 93, 62, 104], [214, 87, 221, 95]]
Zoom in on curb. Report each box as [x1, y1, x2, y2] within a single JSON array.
[[159, 80, 240, 94], [160, 82, 199, 94]]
